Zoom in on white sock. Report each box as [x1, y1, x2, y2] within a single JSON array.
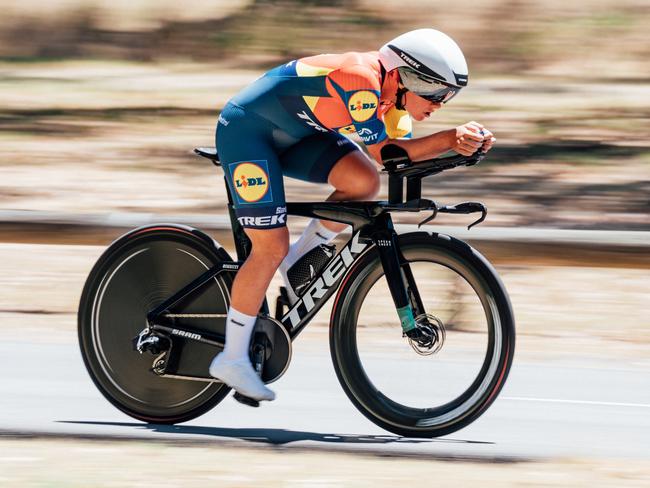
[[221, 307, 257, 361], [279, 219, 339, 302]]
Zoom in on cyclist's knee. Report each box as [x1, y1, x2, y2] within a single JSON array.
[[344, 166, 380, 200], [329, 152, 380, 200], [246, 227, 289, 266], [360, 170, 380, 200], [261, 240, 289, 266]]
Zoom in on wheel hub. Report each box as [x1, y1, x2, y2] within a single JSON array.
[[406, 313, 446, 356]]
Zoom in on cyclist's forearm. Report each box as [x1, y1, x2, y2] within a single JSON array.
[[389, 129, 456, 162]]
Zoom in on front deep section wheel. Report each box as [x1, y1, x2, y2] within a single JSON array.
[[78, 225, 233, 424], [329, 232, 515, 437]]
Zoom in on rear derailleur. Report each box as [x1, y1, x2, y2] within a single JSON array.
[[133, 327, 170, 356]]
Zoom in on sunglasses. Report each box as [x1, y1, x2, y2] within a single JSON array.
[[398, 67, 461, 104], [416, 86, 459, 104]]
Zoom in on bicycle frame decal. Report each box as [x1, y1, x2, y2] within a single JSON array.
[[396, 305, 417, 332], [282, 231, 368, 329]]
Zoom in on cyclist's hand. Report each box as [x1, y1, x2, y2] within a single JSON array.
[[479, 127, 496, 153], [452, 121, 485, 156]]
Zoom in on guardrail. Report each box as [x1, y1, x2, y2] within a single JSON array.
[[0, 210, 648, 267]]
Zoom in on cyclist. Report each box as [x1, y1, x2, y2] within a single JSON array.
[[209, 28, 496, 401]]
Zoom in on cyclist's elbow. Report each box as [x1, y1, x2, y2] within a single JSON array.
[[367, 139, 392, 165], [368, 138, 408, 165]]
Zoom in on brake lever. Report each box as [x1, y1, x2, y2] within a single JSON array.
[[417, 202, 439, 228], [467, 205, 487, 229], [453, 202, 487, 229], [435, 202, 488, 230]]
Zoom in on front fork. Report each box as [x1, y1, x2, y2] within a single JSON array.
[[371, 215, 424, 333]]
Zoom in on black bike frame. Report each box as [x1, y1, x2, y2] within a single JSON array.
[[146, 143, 488, 349], [145, 184, 424, 345]]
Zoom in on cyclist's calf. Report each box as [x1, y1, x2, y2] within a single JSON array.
[[230, 227, 290, 315]]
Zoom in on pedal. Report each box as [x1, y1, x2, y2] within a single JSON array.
[[233, 392, 260, 408], [275, 286, 290, 320]]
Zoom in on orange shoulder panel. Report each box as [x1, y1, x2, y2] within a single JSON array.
[[298, 52, 384, 131]]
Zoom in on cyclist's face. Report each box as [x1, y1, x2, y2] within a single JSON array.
[[403, 91, 442, 121]]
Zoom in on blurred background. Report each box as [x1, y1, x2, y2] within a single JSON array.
[[0, 1, 648, 485], [0, 0, 648, 228]]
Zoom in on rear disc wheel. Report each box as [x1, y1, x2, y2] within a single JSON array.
[[78, 228, 232, 424]]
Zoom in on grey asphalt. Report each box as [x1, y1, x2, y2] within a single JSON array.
[[1, 337, 649, 461]]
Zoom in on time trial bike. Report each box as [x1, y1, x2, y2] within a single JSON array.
[[78, 144, 515, 438]]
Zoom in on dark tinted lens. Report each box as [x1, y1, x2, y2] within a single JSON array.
[[419, 87, 458, 103]]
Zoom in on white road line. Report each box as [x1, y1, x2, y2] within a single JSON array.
[[502, 396, 650, 408]]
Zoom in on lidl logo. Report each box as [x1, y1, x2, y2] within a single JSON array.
[[232, 161, 270, 203], [348, 90, 379, 122]]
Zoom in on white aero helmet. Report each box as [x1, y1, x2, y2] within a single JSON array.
[[379, 29, 468, 103]]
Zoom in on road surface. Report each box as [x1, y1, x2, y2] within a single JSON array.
[[1, 328, 649, 462]]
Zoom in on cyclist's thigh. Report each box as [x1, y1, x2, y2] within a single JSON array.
[[216, 104, 287, 229], [327, 149, 379, 197], [279, 131, 362, 183]]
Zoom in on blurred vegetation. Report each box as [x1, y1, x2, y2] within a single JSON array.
[[0, 0, 648, 77], [0, 0, 388, 65], [0, 0, 648, 230]]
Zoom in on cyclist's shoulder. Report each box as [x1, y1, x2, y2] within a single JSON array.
[[297, 52, 380, 84], [331, 52, 380, 81]]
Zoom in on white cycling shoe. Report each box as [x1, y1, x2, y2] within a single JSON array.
[[209, 354, 275, 402]]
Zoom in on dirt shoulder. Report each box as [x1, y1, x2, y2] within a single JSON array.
[[0, 437, 648, 487]]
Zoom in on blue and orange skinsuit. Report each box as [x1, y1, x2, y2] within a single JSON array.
[[216, 51, 412, 228]]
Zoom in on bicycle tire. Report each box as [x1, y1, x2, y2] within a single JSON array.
[[78, 224, 233, 424], [329, 231, 515, 437]]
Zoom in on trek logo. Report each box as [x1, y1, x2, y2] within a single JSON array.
[[171, 329, 202, 341], [348, 91, 379, 122], [232, 161, 271, 203], [399, 51, 421, 69], [297, 110, 328, 133], [237, 213, 286, 227], [282, 232, 368, 327], [222, 263, 239, 270]]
